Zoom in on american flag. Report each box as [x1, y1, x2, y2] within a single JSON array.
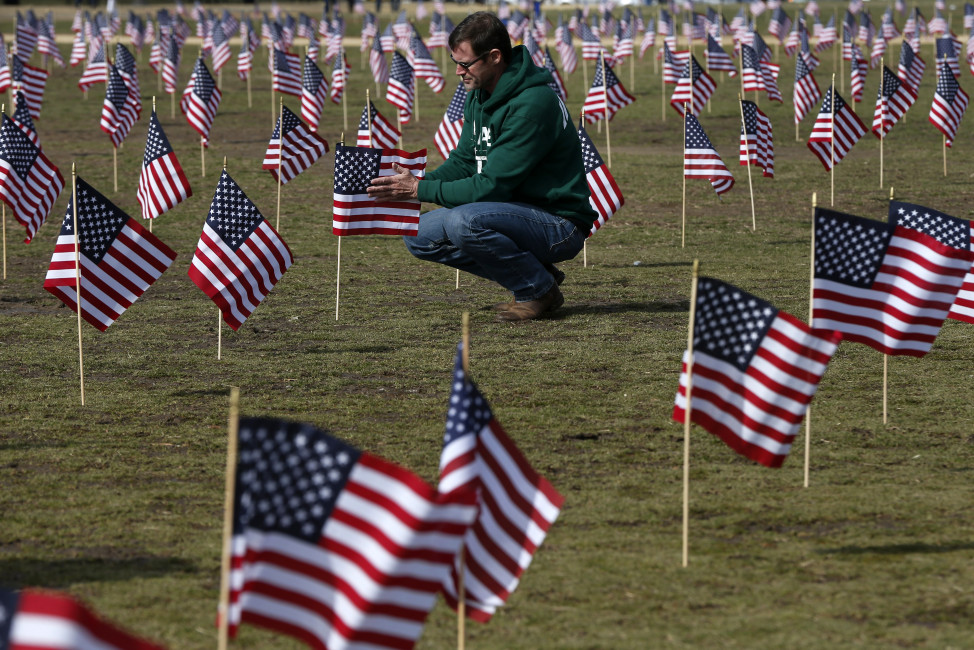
[[800, 22, 821, 70], [79, 41, 110, 92], [857, 10, 876, 46], [768, 6, 792, 42], [433, 82, 465, 160], [100, 65, 140, 148], [783, 23, 800, 57], [262, 105, 329, 185], [15, 13, 38, 59], [794, 55, 822, 125], [872, 66, 917, 137], [329, 50, 350, 104], [138, 109, 192, 221], [181, 57, 221, 147], [236, 41, 253, 81], [161, 37, 180, 94], [188, 170, 292, 330], [0, 588, 165, 650], [684, 113, 734, 196], [70, 29, 86, 67], [227, 417, 477, 649], [36, 20, 64, 68], [209, 20, 231, 71], [614, 20, 635, 60], [115, 43, 141, 113], [806, 86, 867, 170], [0, 114, 62, 243], [368, 31, 389, 85], [741, 44, 782, 102], [930, 58, 969, 147], [928, 8, 948, 34], [813, 206, 974, 356], [673, 277, 840, 468], [557, 19, 578, 73], [409, 31, 445, 93], [43, 176, 176, 331], [271, 48, 302, 97], [544, 47, 567, 101], [583, 58, 636, 123], [386, 52, 415, 125], [437, 343, 564, 623], [816, 15, 837, 52], [300, 56, 328, 132], [577, 20, 602, 61], [705, 34, 737, 77], [936, 36, 961, 77], [897, 41, 925, 90], [357, 100, 401, 150], [638, 25, 656, 59], [740, 99, 774, 177], [10, 56, 46, 121], [882, 7, 901, 39], [332, 144, 426, 236], [579, 123, 624, 237], [523, 28, 545, 67], [869, 31, 887, 69], [850, 43, 867, 103], [12, 90, 39, 147], [662, 44, 690, 84], [670, 55, 716, 117], [379, 23, 395, 53]]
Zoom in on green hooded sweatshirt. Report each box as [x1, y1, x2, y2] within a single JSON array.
[[416, 45, 598, 230]]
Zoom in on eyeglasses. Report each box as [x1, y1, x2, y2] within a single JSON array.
[[450, 50, 490, 70]]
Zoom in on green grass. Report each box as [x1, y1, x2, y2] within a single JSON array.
[[2, 3, 974, 648]]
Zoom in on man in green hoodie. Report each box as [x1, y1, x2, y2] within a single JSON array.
[[367, 11, 598, 322]]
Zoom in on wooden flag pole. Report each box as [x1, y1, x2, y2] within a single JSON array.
[[880, 56, 885, 188], [830, 74, 835, 207], [276, 96, 283, 231], [580, 110, 588, 268], [247, 69, 252, 108], [342, 73, 349, 131], [150, 96, 157, 234], [112, 146, 118, 192], [884, 185, 895, 424], [217, 386, 240, 650], [201, 136, 206, 178], [601, 51, 612, 168], [218, 67, 222, 92], [71, 163, 86, 406], [805, 192, 817, 488], [397, 113, 403, 149], [171, 90, 175, 120], [681, 108, 687, 249], [271, 87, 276, 130], [661, 54, 666, 121], [739, 94, 756, 231], [2, 204, 6, 281], [366, 89, 374, 146], [682, 258, 700, 567]]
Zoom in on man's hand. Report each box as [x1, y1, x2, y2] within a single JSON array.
[[367, 164, 419, 201]]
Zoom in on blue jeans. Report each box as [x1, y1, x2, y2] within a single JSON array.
[[404, 202, 586, 301]]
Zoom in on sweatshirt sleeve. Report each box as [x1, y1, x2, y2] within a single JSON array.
[[418, 96, 560, 207]]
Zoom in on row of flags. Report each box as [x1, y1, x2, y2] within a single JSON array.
[[676, 200, 974, 468]]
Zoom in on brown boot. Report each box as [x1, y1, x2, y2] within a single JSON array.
[[492, 298, 515, 312], [496, 285, 564, 322]]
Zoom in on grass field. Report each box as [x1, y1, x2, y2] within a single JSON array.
[[2, 3, 974, 648]]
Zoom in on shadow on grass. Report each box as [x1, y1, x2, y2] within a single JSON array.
[[819, 542, 974, 555], [557, 300, 689, 316], [0, 556, 199, 589]]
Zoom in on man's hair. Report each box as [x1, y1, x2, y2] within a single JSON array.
[[449, 12, 513, 65]]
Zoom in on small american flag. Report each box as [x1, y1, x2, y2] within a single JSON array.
[[704, 34, 737, 76], [70, 29, 86, 67], [357, 100, 401, 150], [100, 65, 140, 148], [670, 55, 716, 117], [740, 99, 774, 178], [438, 343, 564, 622], [369, 31, 389, 84], [662, 43, 689, 84], [161, 37, 180, 94], [332, 144, 426, 236], [15, 13, 38, 59], [794, 55, 822, 125], [936, 36, 961, 77], [180, 57, 221, 147], [816, 15, 837, 52], [929, 58, 969, 147], [11, 56, 47, 120], [0, 114, 62, 243], [328, 49, 350, 105], [386, 52, 415, 125], [638, 26, 656, 59], [813, 206, 974, 356], [579, 123, 624, 237], [44, 176, 176, 331], [557, 18, 578, 72], [0, 588, 165, 650], [684, 113, 734, 196], [577, 20, 602, 60], [300, 55, 328, 132], [741, 44, 782, 103], [850, 43, 867, 103], [897, 41, 925, 90], [673, 277, 840, 468], [262, 104, 329, 184], [236, 42, 252, 81], [583, 58, 636, 123], [36, 20, 64, 68], [409, 30, 445, 93], [138, 110, 192, 221], [806, 86, 867, 170], [11, 90, 39, 147], [872, 65, 917, 137], [209, 20, 231, 71], [227, 417, 477, 649], [544, 47, 567, 101], [800, 22, 821, 70], [433, 83, 465, 159], [188, 170, 293, 330], [115, 43, 141, 114], [271, 48, 302, 97]]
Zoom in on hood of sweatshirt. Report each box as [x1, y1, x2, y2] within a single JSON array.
[[476, 45, 553, 111]]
